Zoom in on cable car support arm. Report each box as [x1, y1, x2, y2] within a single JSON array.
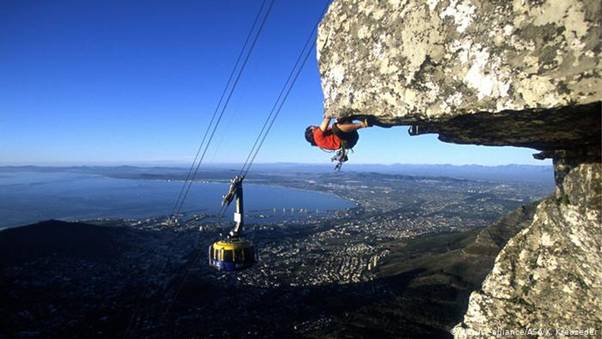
[[222, 175, 245, 238]]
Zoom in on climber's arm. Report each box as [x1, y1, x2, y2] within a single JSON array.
[[319, 116, 331, 132]]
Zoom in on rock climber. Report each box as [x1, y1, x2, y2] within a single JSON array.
[[305, 115, 371, 150], [305, 115, 372, 169]]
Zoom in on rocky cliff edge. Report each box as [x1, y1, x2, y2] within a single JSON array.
[[317, 0, 601, 335], [318, 0, 600, 149]]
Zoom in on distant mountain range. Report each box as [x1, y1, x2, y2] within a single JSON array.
[[0, 163, 554, 185], [251, 163, 554, 184]]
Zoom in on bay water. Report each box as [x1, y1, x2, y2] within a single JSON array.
[[0, 171, 353, 229]]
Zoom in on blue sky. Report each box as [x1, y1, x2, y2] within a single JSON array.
[[0, 0, 550, 166]]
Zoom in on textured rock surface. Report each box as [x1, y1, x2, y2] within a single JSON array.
[[317, 0, 601, 149], [317, 0, 602, 336], [453, 151, 602, 337]]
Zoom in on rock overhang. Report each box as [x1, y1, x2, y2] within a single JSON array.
[[317, 0, 601, 150]]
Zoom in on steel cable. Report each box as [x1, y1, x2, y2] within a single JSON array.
[[124, 2, 274, 337], [239, 1, 329, 177], [170, 0, 274, 220]]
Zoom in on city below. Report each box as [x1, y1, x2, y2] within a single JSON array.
[[0, 166, 553, 337]]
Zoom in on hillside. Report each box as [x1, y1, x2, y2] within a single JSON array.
[[0, 220, 130, 266], [0, 203, 538, 338], [310, 202, 538, 337]]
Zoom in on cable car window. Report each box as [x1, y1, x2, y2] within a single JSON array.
[[223, 250, 233, 262]]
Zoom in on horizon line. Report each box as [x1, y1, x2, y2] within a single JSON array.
[[0, 162, 551, 168]]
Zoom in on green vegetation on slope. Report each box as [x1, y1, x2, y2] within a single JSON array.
[[316, 202, 539, 338]]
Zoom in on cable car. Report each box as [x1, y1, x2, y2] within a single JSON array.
[[208, 176, 257, 271], [208, 238, 255, 271]]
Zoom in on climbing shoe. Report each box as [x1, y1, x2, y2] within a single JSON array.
[[408, 125, 420, 135], [362, 118, 373, 128]]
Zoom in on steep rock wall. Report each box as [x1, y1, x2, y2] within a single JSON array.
[[317, 0, 602, 335], [318, 0, 601, 149], [453, 150, 601, 336]]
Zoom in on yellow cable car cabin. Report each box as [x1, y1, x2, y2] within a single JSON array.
[[208, 238, 255, 271], [208, 176, 256, 271]]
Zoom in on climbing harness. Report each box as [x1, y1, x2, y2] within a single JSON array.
[[331, 147, 350, 171], [327, 137, 352, 171], [318, 140, 351, 171]]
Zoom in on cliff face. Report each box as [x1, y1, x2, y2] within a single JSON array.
[[318, 0, 600, 149], [317, 0, 602, 335], [453, 152, 602, 336]]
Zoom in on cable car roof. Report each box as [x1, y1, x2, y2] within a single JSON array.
[[212, 238, 253, 251]]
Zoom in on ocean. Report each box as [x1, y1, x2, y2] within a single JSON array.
[[0, 171, 353, 229]]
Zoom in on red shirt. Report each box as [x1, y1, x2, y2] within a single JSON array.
[[313, 127, 341, 150]]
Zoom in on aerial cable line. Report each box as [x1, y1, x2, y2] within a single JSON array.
[[240, 39, 315, 176], [171, 0, 273, 218], [170, 0, 275, 220], [216, 35, 315, 219], [125, 1, 274, 336], [215, 1, 330, 220], [238, 1, 330, 178], [157, 0, 333, 334], [170, 0, 265, 218], [174, 0, 275, 218]]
